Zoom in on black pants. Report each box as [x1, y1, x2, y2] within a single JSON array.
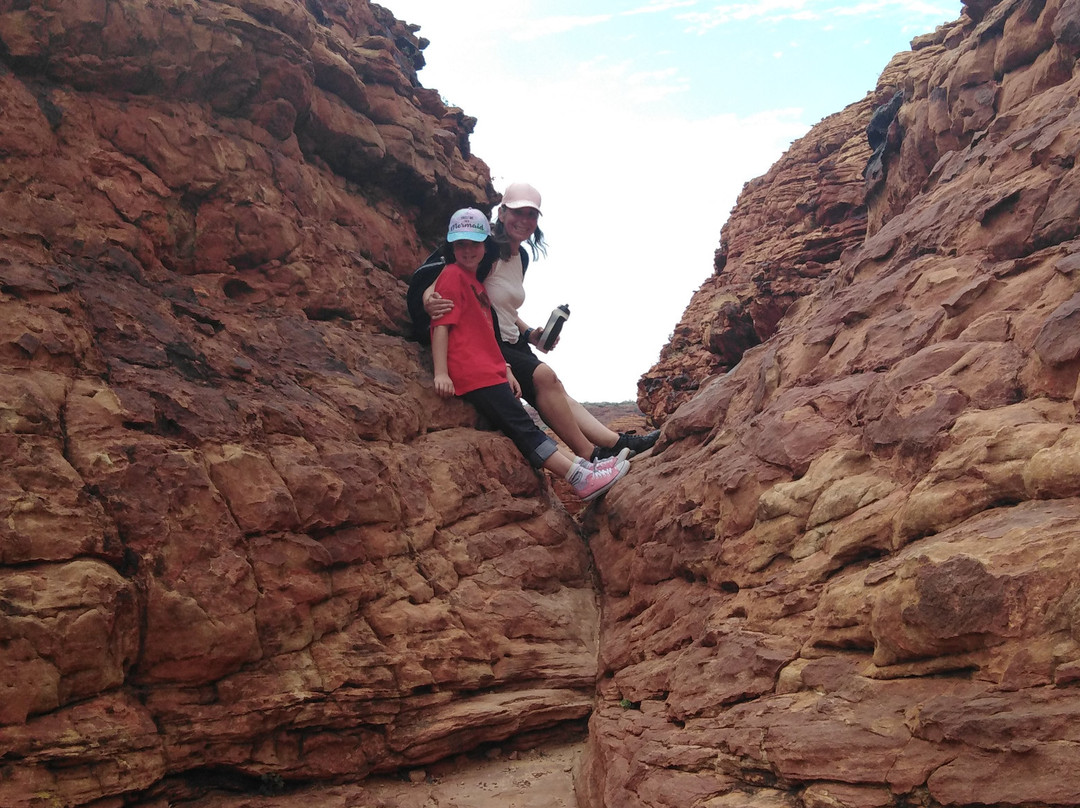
[[463, 382, 558, 468]]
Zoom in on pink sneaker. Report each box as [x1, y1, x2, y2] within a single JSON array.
[[573, 459, 629, 501], [576, 448, 630, 473]]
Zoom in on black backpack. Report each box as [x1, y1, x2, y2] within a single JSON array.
[[406, 243, 530, 344]]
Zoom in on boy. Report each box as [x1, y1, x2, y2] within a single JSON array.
[[431, 208, 628, 501]]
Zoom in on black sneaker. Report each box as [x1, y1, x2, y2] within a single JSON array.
[[615, 429, 660, 457], [590, 445, 631, 463]]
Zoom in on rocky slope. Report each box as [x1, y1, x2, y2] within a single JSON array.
[[585, 0, 1080, 805], [0, 2, 597, 806]]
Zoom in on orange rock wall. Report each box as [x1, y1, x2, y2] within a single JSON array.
[[587, 0, 1080, 805], [0, 2, 598, 805]]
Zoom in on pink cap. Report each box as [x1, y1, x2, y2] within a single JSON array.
[[500, 182, 542, 213]]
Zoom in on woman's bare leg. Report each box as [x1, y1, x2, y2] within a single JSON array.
[[566, 397, 620, 448], [532, 365, 597, 458]]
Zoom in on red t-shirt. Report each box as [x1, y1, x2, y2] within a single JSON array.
[[432, 262, 508, 395]]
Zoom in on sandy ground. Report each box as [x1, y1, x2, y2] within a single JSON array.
[[358, 741, 583, 808], [178, 741, 584, 808]]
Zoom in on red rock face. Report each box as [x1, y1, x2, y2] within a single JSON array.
[[0, 2, 597, 805], [587, 0, 1080, 805], [7, 0, 1080, 806], [638, 97, 877, 422]]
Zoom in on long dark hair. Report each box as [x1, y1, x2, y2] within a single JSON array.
[[492, 209, 547, 262]]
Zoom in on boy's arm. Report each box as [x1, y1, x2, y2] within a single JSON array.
[[506, 364, 521, 398], [431, 325, 455, 397]]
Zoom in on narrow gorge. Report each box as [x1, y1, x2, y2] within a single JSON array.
[[2, 1, 1080, 807]]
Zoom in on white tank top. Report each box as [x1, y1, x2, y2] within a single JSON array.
[[483, 253, 526, 343]]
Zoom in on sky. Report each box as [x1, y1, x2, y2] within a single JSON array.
[[383, 0, 964, 403]]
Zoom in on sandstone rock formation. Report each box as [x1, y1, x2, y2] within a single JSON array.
[[638, 93, 877, 422], [0, 2, 597, 805], [6, 0, 1080, 806], [586, 0, 1080, 805]]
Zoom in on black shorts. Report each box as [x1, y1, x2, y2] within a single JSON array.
[[500, 337, 544, 407]]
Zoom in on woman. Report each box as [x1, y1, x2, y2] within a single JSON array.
[[420, 182, 659, 462]]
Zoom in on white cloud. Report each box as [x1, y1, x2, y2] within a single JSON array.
[[677, 0, 955, 31], [827, 0, 938, 16], [621, 0, 700, 15], [511, 14, 616, 40], [571, 58, 691, 102], [629, 66, 688, 90], [677, 1, 812, 34]]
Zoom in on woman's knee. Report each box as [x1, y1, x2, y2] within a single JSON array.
[[533, 364, 563, 392]]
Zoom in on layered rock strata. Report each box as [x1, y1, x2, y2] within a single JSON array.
[[587, 0, 1080, 805], [0, 2, 597, 806]]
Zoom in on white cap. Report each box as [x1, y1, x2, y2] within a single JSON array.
[[500, 182, 542, 213], [447, 208, 492, 242]]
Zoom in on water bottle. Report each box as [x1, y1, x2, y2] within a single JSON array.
[[539, 304, 570, 351]]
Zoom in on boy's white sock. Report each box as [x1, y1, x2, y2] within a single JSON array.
[[565, 461, 588, 487]]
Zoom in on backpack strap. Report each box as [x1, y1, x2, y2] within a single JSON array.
[[406, 248, 446, 344]]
